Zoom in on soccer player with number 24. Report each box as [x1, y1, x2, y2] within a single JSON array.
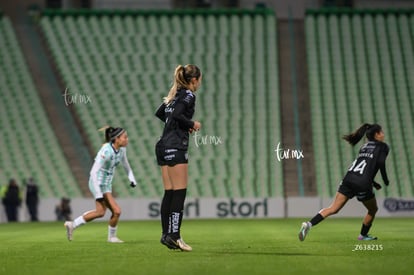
[[299, 123, 390, 241]]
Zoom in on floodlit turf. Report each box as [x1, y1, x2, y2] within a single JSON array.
[[0, 218, 413, 274]]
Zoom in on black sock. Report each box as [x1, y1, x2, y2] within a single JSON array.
[[360, 223, 372, 236], [170, 189, 187, 239], [160, 189, 173, 235], [309, 213, 324, 226]]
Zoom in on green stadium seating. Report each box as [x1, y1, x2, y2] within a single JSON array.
[[0, 16, 81, 198], [40, 9, 282, 198], [306, 9, 414, 198]]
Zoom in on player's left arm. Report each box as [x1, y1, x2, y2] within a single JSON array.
[[378, 144, 390, 186], [172, 93, 196, 130], [121, 149, 137, 188]]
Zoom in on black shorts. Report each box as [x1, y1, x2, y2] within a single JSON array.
[[155, 143, 188, 166], [337, 180, 375, 202]]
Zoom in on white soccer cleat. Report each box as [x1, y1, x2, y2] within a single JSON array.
[[176, 238, 192, 252], [64, 221, 74, 241], [108, 237, 124, 243], [298, 222, 311, 241]]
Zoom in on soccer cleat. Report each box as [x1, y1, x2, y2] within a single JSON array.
[[64, 221, 74, 241], [176, 238, 192, 252], [165, 235, 192, 252], [358, 234, 378, 241], [161, 234, 179, 250], [298, 222, 311, 241], [108, 237, 124, 243]]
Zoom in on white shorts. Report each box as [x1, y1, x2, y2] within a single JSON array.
[[88, 177, 113, 199]]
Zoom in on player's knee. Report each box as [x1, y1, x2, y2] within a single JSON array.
[[113, 208, 121, 217], [369, 205, 378, 215]]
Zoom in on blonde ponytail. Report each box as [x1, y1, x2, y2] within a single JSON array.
[[163, 65, 186, 104], [163, 64, 201, 104]]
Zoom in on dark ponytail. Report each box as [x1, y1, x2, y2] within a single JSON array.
[[343, 123, 382, 146], [98, 126, 125, 143]]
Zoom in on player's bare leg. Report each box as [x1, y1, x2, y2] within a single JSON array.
[[103, 193, 124, 243], [64, 200, 107, 241], [299, 192, 348, 241], [358, 198, 378, 240]]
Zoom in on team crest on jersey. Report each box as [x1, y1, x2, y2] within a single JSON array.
[[183, 91, 194, 103]]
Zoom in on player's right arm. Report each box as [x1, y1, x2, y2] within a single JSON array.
[[155, 103, 166, 122]]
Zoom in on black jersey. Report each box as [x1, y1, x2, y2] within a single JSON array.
[[155, 89, 196, 150], [343, 141, 390, 186]]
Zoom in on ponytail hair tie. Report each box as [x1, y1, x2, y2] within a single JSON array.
[[182, 66, 188, 83]]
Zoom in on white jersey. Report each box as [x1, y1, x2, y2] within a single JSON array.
[[88, 143, 136, 199]]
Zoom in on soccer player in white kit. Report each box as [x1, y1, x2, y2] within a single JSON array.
[[64, 126, 137, 243]]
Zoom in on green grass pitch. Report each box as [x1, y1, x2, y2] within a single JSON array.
[[0, 218, 413, 274]]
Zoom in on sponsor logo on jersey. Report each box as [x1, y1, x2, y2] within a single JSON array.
[[183, 92, 194, 103]]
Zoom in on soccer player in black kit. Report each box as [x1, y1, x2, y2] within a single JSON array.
[[155, 64, 202, 251], [299, 123, 390, 241]]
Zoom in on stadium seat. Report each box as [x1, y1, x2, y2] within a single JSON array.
[[306, 9, 414, 197], [0, 16, 81, 198], [39, 9, 282, 198]]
